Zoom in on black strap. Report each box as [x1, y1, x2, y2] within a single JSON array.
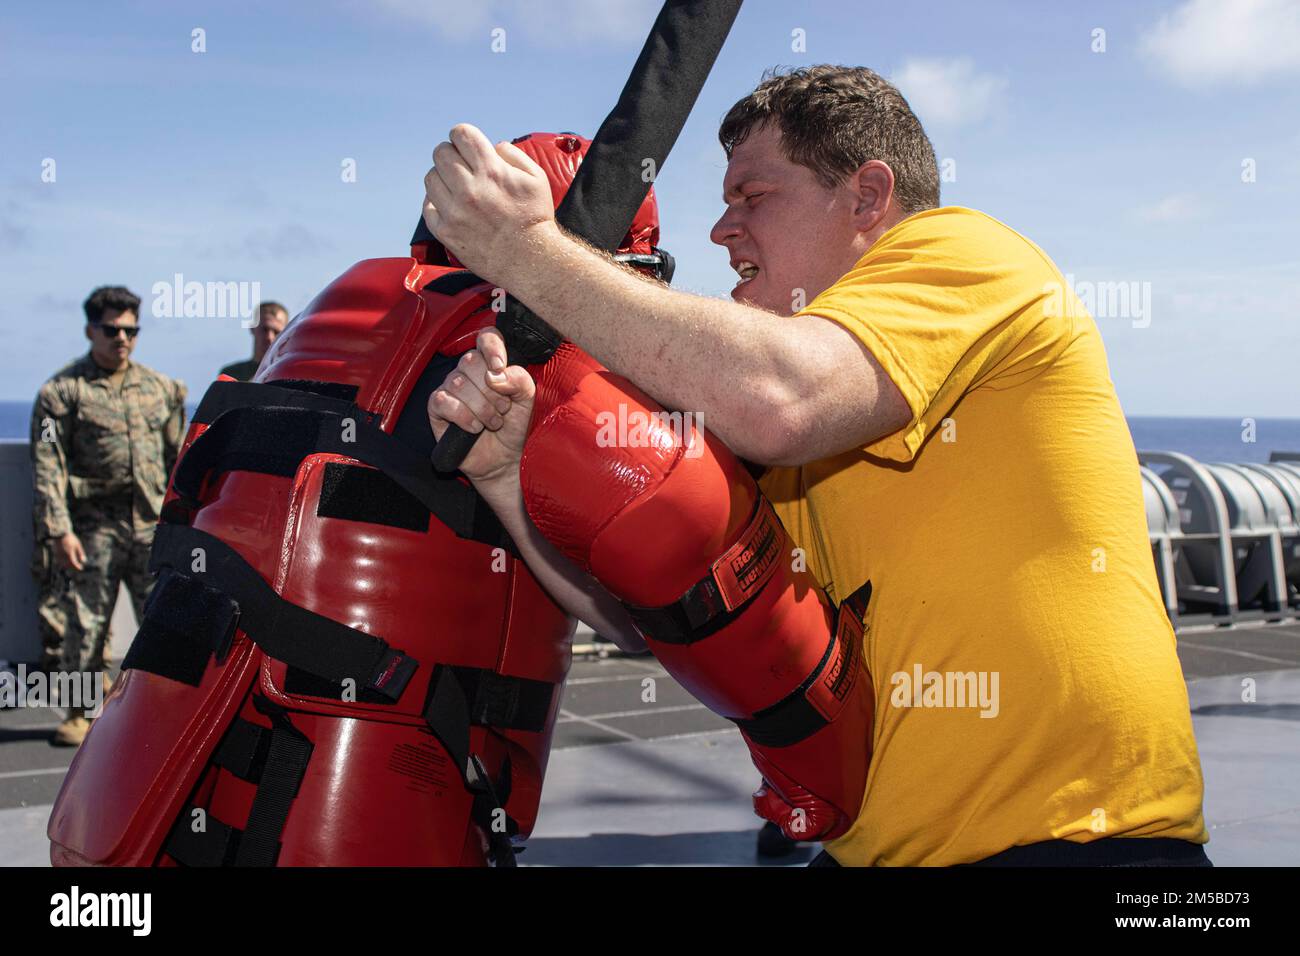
[[193, 378, 358, 425], [733, 581, 872, 749], [211, 718, 273, 783], [234, 699, 314, 867], [139, 523, 417, 701], [468, 754, 519, 868], [625, 574, 734, 645], [165, 806, 242, 867], [163, 704, 313, 868], [422, 667, 556, 866], [451, 666, 556, 733], [317, 461, 429, 533], [732, 629, 842, 748], [421, 667, 555, 770], [124, 567, 240, 685], [176, 379, 514, 552], [625, 498, 784, 646]]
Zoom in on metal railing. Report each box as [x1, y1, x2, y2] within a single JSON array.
[[1139, 450, 1300, 628]]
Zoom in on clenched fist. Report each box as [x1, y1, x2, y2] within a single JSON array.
[[427, 327, 535, 486], [422, 123, 558, 285]]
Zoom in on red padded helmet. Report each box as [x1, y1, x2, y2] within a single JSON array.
[[442, 131, 674, 283]]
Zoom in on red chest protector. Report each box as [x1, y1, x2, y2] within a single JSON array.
[[48, 258, 574, 867]]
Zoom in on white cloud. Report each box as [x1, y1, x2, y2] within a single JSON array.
[[891, 57, 1007, 129], [1141, 0, 1300, 88], [369, 0, 655, 47], [1136, 194, 1198, 224]]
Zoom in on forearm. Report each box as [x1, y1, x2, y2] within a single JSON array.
[[164, 409, 185, 478], [505, 225, 810, 462], [473, 468, 647, 653], [30, 414, 72, 539]]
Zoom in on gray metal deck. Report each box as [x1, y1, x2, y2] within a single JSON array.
[[3, 608, 1299, 866]]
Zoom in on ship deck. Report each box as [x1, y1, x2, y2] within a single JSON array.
[[3, 609, 1299, 867]]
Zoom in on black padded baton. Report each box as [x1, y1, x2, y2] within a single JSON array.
[[419, 0, 743, 473]]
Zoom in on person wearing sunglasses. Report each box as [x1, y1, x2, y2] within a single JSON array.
[[29, 285, 187, 747]]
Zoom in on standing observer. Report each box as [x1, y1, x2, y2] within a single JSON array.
[[30, 286, 187, 747], [219, 301, 289, 381]]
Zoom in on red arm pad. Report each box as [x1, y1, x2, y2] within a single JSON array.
[[521, 345, 875, 840]]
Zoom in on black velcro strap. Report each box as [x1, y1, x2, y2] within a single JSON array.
[[732, 580, 872, 749], [624, 497, 783, 645], [146, 523, 417, 701], [194, 378, 358, 424], [234, 700, 313, 867], [317, 461, 429, 532], [423, 666, 473, 779], [176, 380, 513, 552], [211, 718, 273, 783], [625, 576, 732, 645], [123, 568, 240, 685], [457, 667, 555, 732], [467, 754, 519, 868], [282, 666, 399, 705], [732, 653, 834, 748], [421, 666, 553, 867], [424, 666, 555, 741], [165, 806, 242, 867]]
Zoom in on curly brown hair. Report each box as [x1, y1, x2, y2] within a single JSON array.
[[719, 65, 939, 216]]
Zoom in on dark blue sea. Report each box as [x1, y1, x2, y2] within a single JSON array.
[[1, 401, 1297, 463]]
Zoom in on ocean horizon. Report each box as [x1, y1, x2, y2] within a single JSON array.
[[2, 400, 1298, 465]]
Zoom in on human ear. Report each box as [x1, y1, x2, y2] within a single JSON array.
[[850, 160, 895, 231]]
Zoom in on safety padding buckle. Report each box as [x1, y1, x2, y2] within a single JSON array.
[[367, 649, 417, 701]]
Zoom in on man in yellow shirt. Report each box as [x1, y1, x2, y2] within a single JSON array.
[[419, 65, 1209, 866]]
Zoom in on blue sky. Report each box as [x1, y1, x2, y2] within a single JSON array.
[[2, 0, 1297, 415]]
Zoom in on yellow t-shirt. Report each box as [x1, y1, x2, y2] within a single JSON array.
[[759, 206, 1207, 866]]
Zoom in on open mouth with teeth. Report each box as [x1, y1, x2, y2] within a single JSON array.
[[734, 260, 760, 286]]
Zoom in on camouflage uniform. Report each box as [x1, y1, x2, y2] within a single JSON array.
[[30, 354, 187, 674]]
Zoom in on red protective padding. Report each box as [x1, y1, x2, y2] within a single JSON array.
[[521, 345, 875, 841], [48, 258, 574, 867]]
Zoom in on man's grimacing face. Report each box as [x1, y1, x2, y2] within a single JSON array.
[[711, 124, 865, 317]]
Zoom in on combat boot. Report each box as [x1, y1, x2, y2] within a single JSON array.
[[52, 707, 90, 747]]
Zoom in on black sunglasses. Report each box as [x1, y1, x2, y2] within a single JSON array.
[[96, 323, 140, 339]]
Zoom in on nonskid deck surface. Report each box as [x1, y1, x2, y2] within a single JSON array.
[[3, 611, 1299, 866]]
